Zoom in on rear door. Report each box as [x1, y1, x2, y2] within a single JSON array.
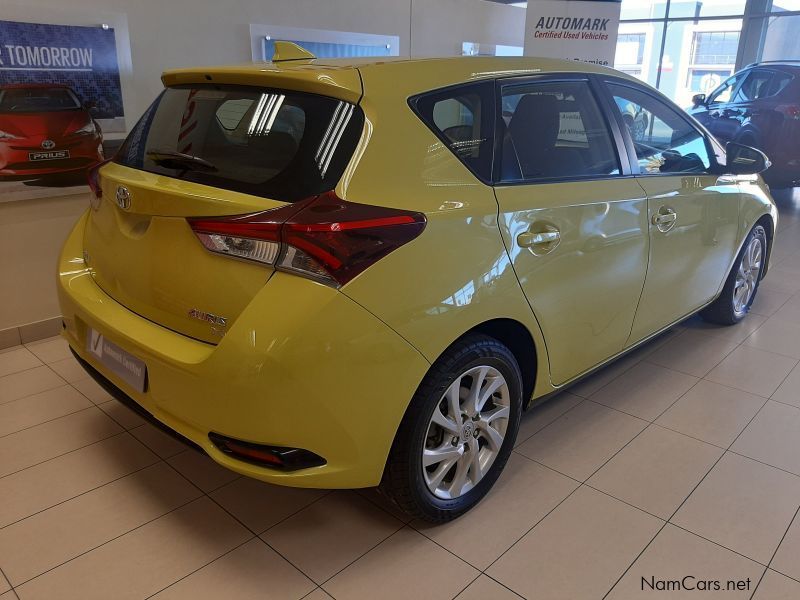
[[603, 79, 740, 344], [493, 75, 649, 385], [85, 83, 363, 343]]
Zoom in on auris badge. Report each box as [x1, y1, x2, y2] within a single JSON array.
[[115, 186, 131, 210], [41, 139, 55, 150], [188, 308, 228, 336]]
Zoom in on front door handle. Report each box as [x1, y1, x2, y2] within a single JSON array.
[[652, 208, 677, 232], [518, 230, 561, 248]]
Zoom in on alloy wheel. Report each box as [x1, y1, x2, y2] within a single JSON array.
[[422, 365, 510, 500], [733, 234, 763, 316]]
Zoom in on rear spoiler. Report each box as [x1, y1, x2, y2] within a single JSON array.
[[161, 57, 363, 104]]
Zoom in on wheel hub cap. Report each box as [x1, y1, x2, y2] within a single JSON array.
[[733, 235, 763, 316], [422, 365, 511, 500]]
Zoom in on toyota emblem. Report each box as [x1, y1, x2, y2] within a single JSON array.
[[115, 186, 131, 210], [41, 139, 55, 150]]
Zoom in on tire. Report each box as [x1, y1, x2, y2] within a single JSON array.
[[701, 224, 768, 325], [380, 334, 523, 523]]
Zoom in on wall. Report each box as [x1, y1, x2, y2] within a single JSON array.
[[0, 0, 525, 332]]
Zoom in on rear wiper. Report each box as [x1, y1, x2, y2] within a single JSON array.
[[146, 149, 218, 172]]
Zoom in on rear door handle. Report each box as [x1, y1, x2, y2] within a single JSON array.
[[652, 208, 677, 232], [518, 230, 561, 248]]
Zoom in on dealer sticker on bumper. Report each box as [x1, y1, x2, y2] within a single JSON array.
[[86, 329, 147, 393]]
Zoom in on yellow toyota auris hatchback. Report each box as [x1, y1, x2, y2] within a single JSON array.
[[58, 43, 777, 522]]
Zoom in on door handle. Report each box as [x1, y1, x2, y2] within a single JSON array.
[[518, 230, 561, 248], [652, 208, 677, 232]]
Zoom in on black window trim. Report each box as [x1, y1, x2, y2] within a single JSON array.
[[599, 76, 721, 178], [491, 72, 633, 188], [407, 80, 497, 186]]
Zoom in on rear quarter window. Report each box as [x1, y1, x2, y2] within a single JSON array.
[[115, 85, 364, 202], [410, 82, 495, 182]]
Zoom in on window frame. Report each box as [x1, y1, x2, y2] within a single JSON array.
[[600, 76, 723, 178], [491, 73, 633, 187]]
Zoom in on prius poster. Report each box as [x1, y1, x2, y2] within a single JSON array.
[[525, 0, 622, 67], [0, 19, 124, 201]]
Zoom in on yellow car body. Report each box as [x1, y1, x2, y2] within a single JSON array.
[[57, 54, 777, 492]]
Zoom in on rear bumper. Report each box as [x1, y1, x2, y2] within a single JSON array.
[[58, 211, 430, 488], [0, 137, 102, 177]]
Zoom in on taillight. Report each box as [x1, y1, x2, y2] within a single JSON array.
[[777, 104, 800, 120], [87, 159, 111, 209], [188, 191, 426, 287]]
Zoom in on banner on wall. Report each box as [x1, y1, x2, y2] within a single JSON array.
[[524, 0, 622, 67], [0, 19, 125, 201]]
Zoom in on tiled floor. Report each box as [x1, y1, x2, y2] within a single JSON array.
[[2, 191, 800, 600]]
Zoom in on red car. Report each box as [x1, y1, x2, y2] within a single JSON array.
[[0, 84, 104, 183]]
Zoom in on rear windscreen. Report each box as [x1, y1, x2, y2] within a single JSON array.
[[115, 85, 364, 202]]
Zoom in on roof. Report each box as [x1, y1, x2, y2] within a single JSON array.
[[161, 56, 641, 102], [0, 83, 75, 90]]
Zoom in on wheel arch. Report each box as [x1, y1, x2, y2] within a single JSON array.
[[756, 213, 775, 279]]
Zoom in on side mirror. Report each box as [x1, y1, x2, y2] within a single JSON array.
[[726, 142, 771, 175], [692, 93, 707, 108], [83, 100, 97, 111]]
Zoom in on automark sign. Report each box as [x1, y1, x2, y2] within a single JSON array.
[[525, 0, 622, 67]]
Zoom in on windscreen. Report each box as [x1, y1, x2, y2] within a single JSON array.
[[0, 88, 81, 112], [115, 85, 364, 202]]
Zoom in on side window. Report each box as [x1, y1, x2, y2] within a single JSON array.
[[767, 72, 793, 97], [412, 82, 494, 181], [609, 83, 711, 175], [707, 73, 741, 104], [499, 80, 620, 182], [733, 70, 774, 103]]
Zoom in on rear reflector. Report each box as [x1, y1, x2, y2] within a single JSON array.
[[87, 159, 112, 209], [208, 432, 326, 471], [188, 191, 426, 287]]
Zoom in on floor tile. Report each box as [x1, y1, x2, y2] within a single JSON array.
[[752, 570, 800, 600], [656, 380, 765, 448], [0, 462, 201, 585], [772, 362, 800, 408], [455, 575, 521, 600], [167, 450, 239, 493], [0, 575, 8, 595], [487, 486, 662, 600], [515, 392, 582, 447], [0, 591, 14, 599], [96, 400, 145, 430], [323, 527, 478, 600], [151, 538, 314, 600], [672, 452, 800, 564], [771, 294, 800, 325], [606, 524, 764, 599], [210, 477, 327, 534], [129, 423, 190, 459], [646, 330, 739, 377], [0, 385, 92, 437], [771, 512, 800, 581], [515, 400, 647, 481], [70, 377, 113, 405], [588, 425, 722, 519], [15, 497, 250, 600], [679, 313, 767, 345], [568, 347, 647, 398], [745, 318, 800, 359], [354, 488, 414, 524], [47, 356, 89, 383], [750, 288, 792, 317], [706, 345, 797, 397], [0, 347, 42, 378], [732, 400, 800, 476], [414, 453, 578, 569], [263, 491, 403, 583], [302, 590, 334, 600], [0, 366, 65, 405], [0, 408, 122, 478], [590, 362, 698, 421], [24, 336, 72, 364], [760, 267, 800, 295], [0, 433, 157, 528]]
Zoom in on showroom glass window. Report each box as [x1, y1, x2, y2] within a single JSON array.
[[498, 80, 620, 182], [608, 82, 712, 174]]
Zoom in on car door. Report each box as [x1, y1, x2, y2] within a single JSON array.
[[604, 79, 741, 345], [694, 71, 747, 142], [493, 75, 649, 385], [720, 68, 776, 142]]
